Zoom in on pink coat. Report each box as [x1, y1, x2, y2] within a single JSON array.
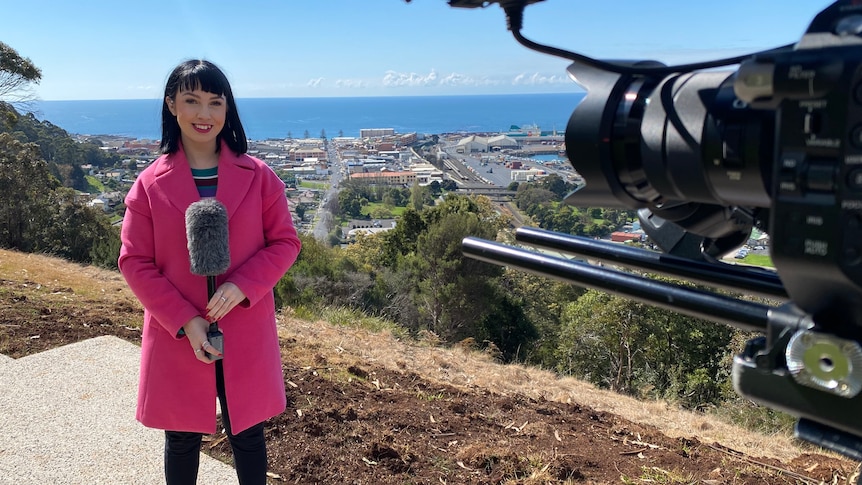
[[119, 142, 301, 434]]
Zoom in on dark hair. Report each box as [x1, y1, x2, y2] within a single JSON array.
[[160, 60, 247, 155]]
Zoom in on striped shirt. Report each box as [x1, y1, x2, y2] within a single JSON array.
[[191, 166, 218, 198]]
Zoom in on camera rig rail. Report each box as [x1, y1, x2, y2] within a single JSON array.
[[463, 228, 862, 460]]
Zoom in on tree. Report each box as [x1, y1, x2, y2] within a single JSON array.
[[337, 187, 363, 218], [393, 195, 508, 341], [42, 187, 118, 264], [556, 290, 647, 393], [538, 173, 572, 198], [0, 42, 41, 106], [440, 179, 457, 191], [428, 180, 442, 197], [499, 269, 585, 366], [555, 286, 734, 408], [515, 187, 556, 211], [320, 129, 327, 140], [409, 210, 501, 341], [375, 207, 422, 267], [0, 134, 59, 252], [0, 132, 118, 265], [409, 182, 431, 211]]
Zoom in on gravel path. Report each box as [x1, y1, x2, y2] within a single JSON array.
[[0, 336, 237, 484]]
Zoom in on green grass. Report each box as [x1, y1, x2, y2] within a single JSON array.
[[84, 175, 105, 194], [292, 304, 408, 337], [360, 202, 407, 218], [299, 180, 328, 190], [740, 253, 774, 268]]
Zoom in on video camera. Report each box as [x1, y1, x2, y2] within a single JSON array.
[[448, 0, 862, 462]]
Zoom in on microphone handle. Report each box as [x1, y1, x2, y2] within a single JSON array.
[[207, 275, 219, 332]]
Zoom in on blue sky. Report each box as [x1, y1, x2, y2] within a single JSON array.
[[1, 0, 834, 101]]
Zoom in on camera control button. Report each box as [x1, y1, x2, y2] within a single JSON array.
[[806, 163, 837, 192], [779, 177, 799, 194], [847, 167, 862, 191], [854, 82, 862, 105], [851, 125, 862, 149], [803, 113, 822, 135], [843, 247, 862, 266], [843, 214, 862, 265]]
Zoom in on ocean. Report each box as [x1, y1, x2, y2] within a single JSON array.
[[33, 93, 585, 140]]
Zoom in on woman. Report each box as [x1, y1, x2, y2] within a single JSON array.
[[119, 60, 301, 484]]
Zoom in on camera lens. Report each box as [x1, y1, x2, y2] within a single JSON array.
[[563, 61, 775, 239]]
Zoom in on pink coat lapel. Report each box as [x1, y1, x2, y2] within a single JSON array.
[[152, 141, 256, 220]]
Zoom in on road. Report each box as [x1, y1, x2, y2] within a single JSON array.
[[312, 140, 345, 241], [306, 138, 575, 241]]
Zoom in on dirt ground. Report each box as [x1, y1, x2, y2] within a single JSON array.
[[1, 271, 859, 484]]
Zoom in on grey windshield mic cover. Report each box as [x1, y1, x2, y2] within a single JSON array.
[[185, 199, 230, 276]]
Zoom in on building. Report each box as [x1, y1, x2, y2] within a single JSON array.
[[409, 162, 444, 185], [455, 135, 489, 153], [510, 169, 545, 182], [610, 232, 643, 243], [487, 134, 519, 150], [360, 128, 395, 138], [399, 133, 418, 145], [344, 219, 397, 239], [289, 147, 327, 162], [349, 171, 417, 186]]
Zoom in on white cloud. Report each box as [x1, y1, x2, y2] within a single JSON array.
[[379, 69, 505, 89], [306, 77, 325, 88], [512, 72, 569, 86], [335, 79, 365, 89], [124, 85, 157, 96], [439, 72, 499, 87], [382, 69, 438, 87]]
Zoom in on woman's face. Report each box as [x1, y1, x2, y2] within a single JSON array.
[[166, 88, 227, 150]]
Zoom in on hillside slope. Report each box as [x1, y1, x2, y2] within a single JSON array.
[[0, 249, 856, 483]]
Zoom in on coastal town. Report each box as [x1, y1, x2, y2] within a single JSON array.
[[76, 124, 588, 240]]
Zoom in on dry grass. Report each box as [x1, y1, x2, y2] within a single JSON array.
[[277, 312, 811, 464], [0, 248, 816, 465], [0, 250, 137, 304]]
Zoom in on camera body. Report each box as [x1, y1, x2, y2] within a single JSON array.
[[560, 1, 862, 457]]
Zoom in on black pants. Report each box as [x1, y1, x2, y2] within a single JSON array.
[[164, 360, 267, 485]]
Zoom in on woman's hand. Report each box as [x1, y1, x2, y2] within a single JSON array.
[[206, 282, 247, 322], [182, 316, 222, 363]]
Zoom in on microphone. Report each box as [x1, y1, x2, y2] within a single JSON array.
[[185, 198, 230, 277], [185, 198, 230, 360]]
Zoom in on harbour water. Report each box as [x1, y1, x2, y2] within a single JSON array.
[[34, 92, 585, 140]]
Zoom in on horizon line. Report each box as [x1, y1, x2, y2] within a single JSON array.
[[35, 91, 585, 103]]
